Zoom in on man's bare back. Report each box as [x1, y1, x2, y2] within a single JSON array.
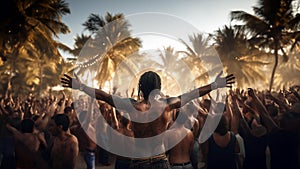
[[51, 114, 79, 169], [168, 127, 194, 163], [6, 120, 47, 169], [61, 71, 234, 168], [14, 133, 42, 168], [126, 94, 169, 136], [51, 134, 78, 169]]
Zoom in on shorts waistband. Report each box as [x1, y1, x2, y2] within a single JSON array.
[[131, 154, 167, 163], [170, 162, 191, 166]]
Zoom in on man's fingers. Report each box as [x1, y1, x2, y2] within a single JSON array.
[[226, 85, 233, 88], [227, 77, 235, 82], [225, 74, 234, 78], [226, 74, 235, 80], [61, 77, 70, 82], [226, 80, 235, 84], [63, 74, 73, 80], [61, 80, 70, 85], [62, 84, 70, 87]]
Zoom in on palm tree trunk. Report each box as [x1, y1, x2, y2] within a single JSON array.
[[269, 42, 279, 91]]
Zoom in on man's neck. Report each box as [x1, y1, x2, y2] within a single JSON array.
[[58, 131, 69, 140]]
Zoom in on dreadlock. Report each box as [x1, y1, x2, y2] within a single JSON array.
[[138, 71, 161, 101]]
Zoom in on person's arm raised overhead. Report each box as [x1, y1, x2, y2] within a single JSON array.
[[60, 74, 136, 113], [165, 71, 235, 111], [247, 88, 279, 133]]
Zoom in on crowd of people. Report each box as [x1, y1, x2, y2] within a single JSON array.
[[0, 71, 299, 169]]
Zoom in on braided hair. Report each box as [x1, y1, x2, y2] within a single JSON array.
[[138, 71, 161, 101]]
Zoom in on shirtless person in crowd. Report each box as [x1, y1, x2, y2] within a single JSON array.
[[114, 112, 134, 169], [6, 118, 47, 169], [165, 110, 194, 169], [51, 114, 79, 169], [61, 71, 234, 169]]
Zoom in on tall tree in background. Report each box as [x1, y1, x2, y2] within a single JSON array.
[[0, 0, 71, 96], [78, 12, 141, 88], [179, 33, 214, 86], [58, 33, 91, 59], [213, 25, 269, 88], [231, 0, 300, 90]]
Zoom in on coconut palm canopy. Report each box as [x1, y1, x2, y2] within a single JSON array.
[[62, 12, 142, 90], [0, 0, 300, 97], [213, 25, 270, 88], [231, 0, 300, 90], [0, 0, 72, 96]]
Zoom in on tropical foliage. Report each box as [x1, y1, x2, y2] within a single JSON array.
[[74, 12, 142, 88], [178, 33, 216, 86], [231, 0, 300, 90], [0, 0, 71, 96], [213, 25, 269, 88]]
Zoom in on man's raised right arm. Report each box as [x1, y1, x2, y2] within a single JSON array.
[[61, 74, 136, 113]]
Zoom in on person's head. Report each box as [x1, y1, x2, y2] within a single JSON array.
[[266, 104, 278, 118], [214, 115, 228, 136], [21, 118, 34, 133], [64, 106, 73, 115], [138, 71, 161, 101], [32, 114, 40, 122], [54, 114, 70, 132]]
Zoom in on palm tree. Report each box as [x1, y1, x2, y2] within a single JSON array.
[[213, 25, 269, 88], [178, 33, 216, 86], [231, 0, 300, 91], [158, 46, 195, 95], [0, 0, 70, 59], [0, 0, 71, 96], [78, 12, 141, 88], [58, 33, 91, 59]]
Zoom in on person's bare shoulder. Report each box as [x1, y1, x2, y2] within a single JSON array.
[[185, 129, 194, 139], [66, 134, 78, 145]]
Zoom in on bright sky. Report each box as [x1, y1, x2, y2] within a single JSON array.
[[58, 0, 257, 54]]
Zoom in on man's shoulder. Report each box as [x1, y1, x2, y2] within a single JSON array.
[[185, 129, 194, 139], [66, 134, 78, 144]]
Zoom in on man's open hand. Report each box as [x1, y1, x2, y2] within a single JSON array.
[[60, 74, 81, 90], [213, 71, 235, 89]]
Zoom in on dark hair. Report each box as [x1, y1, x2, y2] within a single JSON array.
[[266, 104, 278, 117], [120, 116, 130, 127], [138, 71, 161, 100], [54, 114, 70, 131], [64, 106, 73, 115], [215, 115, 228, 136], [21, 118, 34, 133], [32, 114, 40, 121]]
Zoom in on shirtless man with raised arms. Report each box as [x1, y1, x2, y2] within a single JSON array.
[[61, 71, 234, 169]]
